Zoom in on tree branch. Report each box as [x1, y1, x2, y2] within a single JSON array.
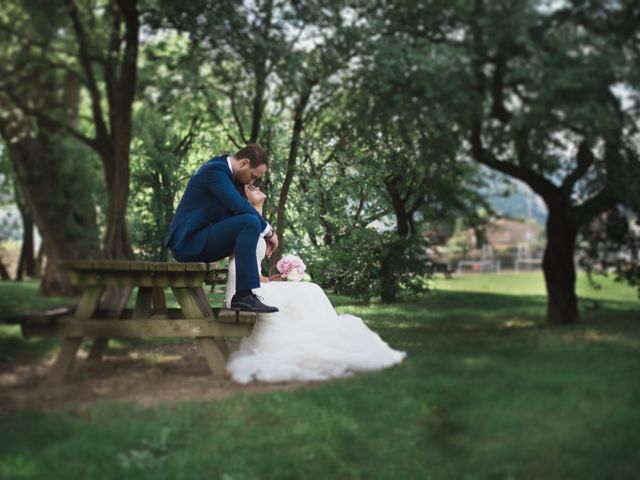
[[0, 21, 75, 57], [562, 140, 595, 194], [354, 186, 366, 222], [2, 88, 99, 151], [409, 196, 425, 216], [201, 87, 242, 149], [470, 117, 558, 201], [113, 0, 139, 142], [571, 187, 617, 227], [402, 176, 416, 204], [36, 58, 86, 84], [172, 115, 201, 156], [65, 0, 110, 145], [104, 2, 121, 127], [468, 6, 557, 203], [490, 50, 512, 123], [229, 86, 248, 144]]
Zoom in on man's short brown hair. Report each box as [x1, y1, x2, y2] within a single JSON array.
[[234, 143, 269, 168]]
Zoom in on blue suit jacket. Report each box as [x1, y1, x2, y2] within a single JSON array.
[[163, 154, 268, 256]]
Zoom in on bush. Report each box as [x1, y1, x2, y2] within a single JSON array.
[[301, 228, 431, 301]]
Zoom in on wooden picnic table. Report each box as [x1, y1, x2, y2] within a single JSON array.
[[20, 260, 257, 385]]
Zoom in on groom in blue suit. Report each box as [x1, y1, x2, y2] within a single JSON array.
[[163, 144, 279, 313]]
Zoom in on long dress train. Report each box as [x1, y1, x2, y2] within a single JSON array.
[[224, 238, 407, 383]]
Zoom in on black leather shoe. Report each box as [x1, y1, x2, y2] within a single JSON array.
[[230, 293, 279, 313]]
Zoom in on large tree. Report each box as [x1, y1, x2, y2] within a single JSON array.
[[366, 0, 640, 322], [0, 2, 101, 293], [463, 0, 640, 323], [0, 0, 141, 261]]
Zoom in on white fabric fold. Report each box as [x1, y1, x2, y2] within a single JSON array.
[[224, 238, 407, 384]]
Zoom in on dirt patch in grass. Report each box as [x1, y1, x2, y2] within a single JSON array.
[[0, 341, 319, 415]]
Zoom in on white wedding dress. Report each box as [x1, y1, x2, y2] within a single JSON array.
[[224, 238, 407, 384]]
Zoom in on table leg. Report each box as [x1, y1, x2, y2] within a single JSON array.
[[133, 287, 153, 319], [193, 288, 230, 359], [45, 285, 105, 386], [152, 287, 167, 316], [87, 286, 132, 362], [171, 287, 227, 375]]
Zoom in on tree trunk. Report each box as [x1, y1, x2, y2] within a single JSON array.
[[34, 240, 45, 278], [103, 158, 134, 260], [0, 258, 10, 280], [543, 208, 579, 324], [16, 221, 34, 281], [380, 251, 398, 302], [15, 188, 35, 280], [100, 0, 138, 261], [6, 137, 100, 296], [67, 0, 139, 261], [270, 86, 314, 274], [379, 173, 419, 302]]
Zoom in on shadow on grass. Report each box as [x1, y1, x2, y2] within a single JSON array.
[[335, 290, 639, 378], [0, 327, 61, 364], [0, 281, 73, 322], [2, 284, 637, 366], [343, 289, 638, 328]]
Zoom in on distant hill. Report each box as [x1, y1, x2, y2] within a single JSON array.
[[487, 191, 547, 225], [482, 172, 548, 225]]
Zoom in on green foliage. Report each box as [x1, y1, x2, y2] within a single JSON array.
[[48, 134, 103, 246], [579, 207, 640, 298], [304, 228, 383, 299], [301, 228, 431, 300], [129, 109, 198, 260], [128, 28, 220, 260]]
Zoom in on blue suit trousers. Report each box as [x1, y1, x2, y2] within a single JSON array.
[[171, 213, 261, 291]]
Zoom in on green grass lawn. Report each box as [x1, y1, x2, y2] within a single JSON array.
[[1, 273, 639, 480]]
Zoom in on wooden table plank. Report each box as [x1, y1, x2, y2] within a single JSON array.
[[70, 271, 209, 288], [23, 318, 253, 338], [217, 309, 258, 324], [70, 260, 222, 272], [128, 262, 152, 271]]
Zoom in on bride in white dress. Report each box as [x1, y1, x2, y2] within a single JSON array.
[[223, 185, 407, 384]]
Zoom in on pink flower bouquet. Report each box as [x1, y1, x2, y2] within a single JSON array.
[[276, 254, 306, 282]]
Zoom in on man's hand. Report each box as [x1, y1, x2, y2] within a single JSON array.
[[265, 231, 279, 257]]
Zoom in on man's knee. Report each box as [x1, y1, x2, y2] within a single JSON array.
[[237, 214, 262, 232]]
